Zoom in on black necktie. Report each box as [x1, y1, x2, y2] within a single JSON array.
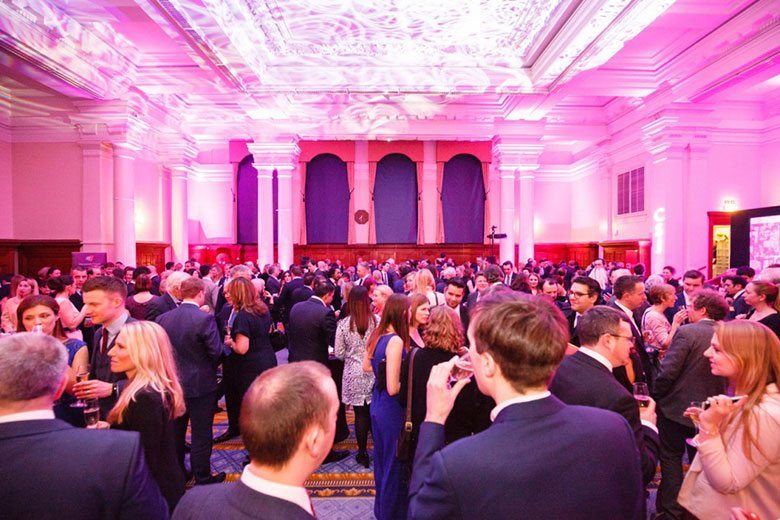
[[101, 329, 109, 355]]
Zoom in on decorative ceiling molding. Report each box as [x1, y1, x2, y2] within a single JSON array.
[[0, 0, 137, 99]]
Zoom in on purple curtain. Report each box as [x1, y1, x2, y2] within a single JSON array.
[[305, 154, 349, 244], [236, 155, 278, 245], [375, 154, 417, 244], [442, 154, 485, 243]]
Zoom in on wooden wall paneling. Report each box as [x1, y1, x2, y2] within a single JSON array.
[[0, 240, 20, 276], [532, 243, 599, 266], [136, 243, 168, 273], [18, 240, 82, 277]]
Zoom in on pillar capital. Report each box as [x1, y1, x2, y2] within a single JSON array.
[[491, 136, 544, 172], [247, 137, 301, 169]]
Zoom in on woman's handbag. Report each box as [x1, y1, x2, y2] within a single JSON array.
[[269, 323, 288, 352], [396, 347, 419, 463]]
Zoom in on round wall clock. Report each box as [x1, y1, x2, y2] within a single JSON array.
[[354, 210, 369, 224]]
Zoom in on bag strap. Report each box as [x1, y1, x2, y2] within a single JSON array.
[[403, 347, 418, 434]]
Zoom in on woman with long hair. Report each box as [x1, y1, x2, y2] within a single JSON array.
[[334, 285, 377, 467], [743, 281, 780, 338], [363, 294, 411, 520], [2, 276, 38, 332], [103, 320, 186, 511], [409, 293, 430, 348], [47, 275, 87, 340], [678, 320, 780, 519], [221, 277, 277, 440], [17, 295, 88, 425], [412, 268, 444, 307], [527, 272, 541, 296]]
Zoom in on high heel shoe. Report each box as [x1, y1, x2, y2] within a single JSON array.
[[355, 451, 370, 468]]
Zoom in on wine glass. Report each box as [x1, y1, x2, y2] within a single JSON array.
[[70, 364, 91, 408], [684, 400, 706, 447], [632, 382, 650, 408], [83, 399, 100, 429], [449, 348, 474, 383]]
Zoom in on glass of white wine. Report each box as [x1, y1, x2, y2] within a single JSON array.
[[684, 400, 706, 447], [83, 399, 100, 429], [70, 364, 91, 408], [449, 348, 474, 384]]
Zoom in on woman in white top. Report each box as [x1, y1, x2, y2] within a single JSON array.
[[678, 320, 780, 520], [1, 275, 38, 332], [412, 268, 444, 307], [48, 275, 86, 341], [642, 283, 686, 360]]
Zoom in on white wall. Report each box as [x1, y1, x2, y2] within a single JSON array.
[[0, 140, 12, 239], [532, 180, 571, 243], [188, 176, 234, 243]]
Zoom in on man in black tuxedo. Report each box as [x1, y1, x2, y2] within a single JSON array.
[[409, 292, 644, 519], [287, 281, 347, 462], [443, 278, 469, 342], [69, 266, 96, 350], [550, 306, 660, 486], [147, 271, 190, 322], [652, 289, 729, 520], [565, 276, 601, 346], [541, 278, 570, 311], [157, 277, 226, 485], [278, 264, 304, 325], [607, 275, 653, 392], [173, 362, 337, 519], [723, 275, 750, 320], [501, 261, 517, 286], [290, 272, 316, 309], [72, 276, 135, 417], [0, 333, 168, 519]]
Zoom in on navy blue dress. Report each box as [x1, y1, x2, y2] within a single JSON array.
[[53, 338, 88, 426], [370, 333, 408, 520]]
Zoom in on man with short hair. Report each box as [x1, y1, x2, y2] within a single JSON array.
[[664, 269, 704, 323], [0, 333, 168, 519], [550, 306, 660, 486], [147, 271, 190, 322], [355, 262, 371, 286], [501, 261, 516, 286], [291, 272, 316, 309], [466, 272, 489, 311], [652, 289, 730, 520], [173, 362, 337, 519], [566, 276, 601, 346], [156, 277, 226, 485], [408, 293, 643, 519], [443, 278, 469, 339], [722, 275, 750, 320], [736, 265, 755, 283], [69, 267, 96, 347], [541, 279, 568, 310], [72, 276, 136, 416], [608, 275, 652, 392], [278, 265, 304, 326], [266, 265, 282, 296]]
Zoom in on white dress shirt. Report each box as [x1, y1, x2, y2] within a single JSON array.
[[490, 391, 551, 422], [0, 409, 55, 424], [240, 466, 313, 515]]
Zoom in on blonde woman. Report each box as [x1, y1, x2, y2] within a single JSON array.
[[102, 320, 186, 512], [2, 276, 39, 332], [678, 320, 780, 519], [412, 268, 444, 307]]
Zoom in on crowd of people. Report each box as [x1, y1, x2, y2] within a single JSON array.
[[1, 254, 779, 520]]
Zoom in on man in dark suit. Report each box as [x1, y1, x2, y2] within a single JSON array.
[[72, 276, 135, 417], [173, 362, 337, 519], [664, 269, 705, 323], [290, 272, 316, 309], [501, 261, 517, 286], [551, 306, 660, 486], [69, 266, 96, 350], [565, 276, 601, 346], [277, 264, 304, 325], [328, 266, 343, 311], [607, 275, 653, 391], [723, 275, 750, 320], [157, 277, 226, 485], [355, 261, 371, 286], [287, 281, 347, 461], [652, 289, 729, 520], [409, 292, 644, 519], [466, 272, 488, 311], [266, 265, 282, 296], [0, 333, 168, 519], [147, 271, 190, 322], [443, 278, 469, 342]]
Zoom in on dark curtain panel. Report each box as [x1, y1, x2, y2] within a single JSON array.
[[236, 155, 278, 245], [306, 153, 349, 244], [442, 154, 485, 243], [375, 153, 417, 244]]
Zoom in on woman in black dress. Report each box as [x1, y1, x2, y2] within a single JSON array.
[[223, 277, 277, 437], [103, 320, 186, 512], [743, 281, 780, 338]]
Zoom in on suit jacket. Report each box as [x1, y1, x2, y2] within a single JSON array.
[[653, 319, 728, 425], [565, 310, 581, 346], [91, 316, 137, 416], [466, 291, 480, 316], [606, 301, 652, 391], [727, 291, 751, 320], [287, 297, 336, 365], [278, 277, 304, 324], [550, 351, 660, 485], [290, 286, 314, 309], [146, 292, 177, 322], [265, 276, 281, 296], [0, 419, 168, 519], [172, 479, 313, 520], [156, 303, 222, 398], [408, 396, 644, 519]]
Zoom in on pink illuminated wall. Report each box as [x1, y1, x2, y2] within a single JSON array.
[[530, 181, 571, 243], [133, 157, 165, 243], [12, 142, 82, 240], [0, 141, 12, 239], [188, 177, 234, 244]]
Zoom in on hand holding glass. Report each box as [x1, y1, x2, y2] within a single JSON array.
[[632, 382, 650, 408], [449, 348, 474, 383], [70, 365, 91, 408]]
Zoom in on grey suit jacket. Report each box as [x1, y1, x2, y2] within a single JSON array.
[[653, 319, 728, 425]]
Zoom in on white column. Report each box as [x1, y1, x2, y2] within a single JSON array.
[[517, 172, 536, 264], [277, 165, 294, 269], [255, 164, 274, 267], [113, 143, 136, 264], [499, 166, 516, 263], [80, 141, 114, 253], [422, 141, 437, 244], [170, 166, 189, 263], [354, 141, 370, 243]]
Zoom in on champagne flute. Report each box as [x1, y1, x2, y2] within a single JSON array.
[[83, 399, 100, 428], [70, 364, 91, 408], [449, 348, 474, 383], [684, 400, 706, 447], [632, 382, 650, 408]]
